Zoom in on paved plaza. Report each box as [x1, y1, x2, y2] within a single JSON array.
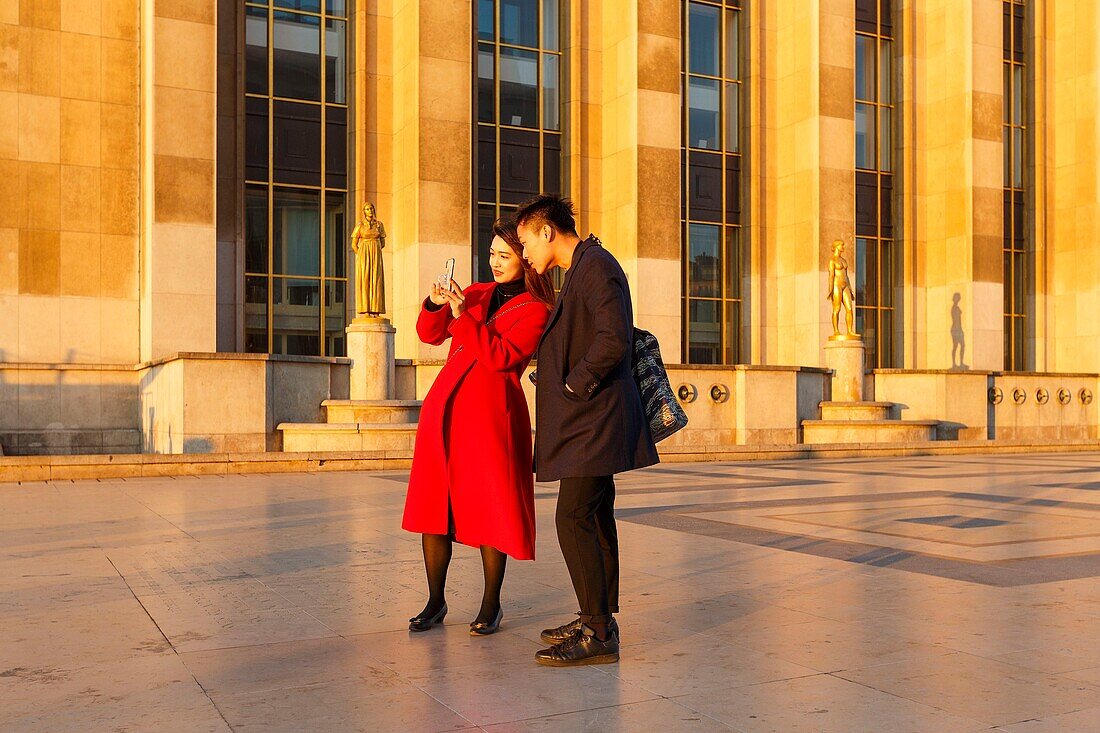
[[3, 454, 1100, 732]]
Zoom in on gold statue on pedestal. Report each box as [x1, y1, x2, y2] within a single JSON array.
[[351, 202, 386, 317], [827, 239, 860, 340]]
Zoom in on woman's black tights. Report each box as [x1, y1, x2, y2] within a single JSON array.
[[417, 534, 507, 625], [477, 545, 507, 625], [417, 533, 452, 619]]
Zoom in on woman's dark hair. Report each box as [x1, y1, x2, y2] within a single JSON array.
[[491, 216, 556, 309]]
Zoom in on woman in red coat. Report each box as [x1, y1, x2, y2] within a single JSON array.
[[403, 217, 554, 635]]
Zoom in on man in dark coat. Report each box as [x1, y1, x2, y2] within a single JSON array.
[[517, 194, 659, 667]]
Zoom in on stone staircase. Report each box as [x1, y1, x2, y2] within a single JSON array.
[[802, 401, 940, 444], [279, 399, 421, 453]]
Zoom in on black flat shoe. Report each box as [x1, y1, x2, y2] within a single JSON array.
[[469, 607, 503, 636], [535, 624, 619, 667], [409, 603, 447, 632], [540, 616, 619, 645]]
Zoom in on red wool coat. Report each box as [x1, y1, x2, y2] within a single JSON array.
[[401, 283, 550, 560]]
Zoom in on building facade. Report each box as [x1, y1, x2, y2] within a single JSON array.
[[1, 0, 1099, 454]]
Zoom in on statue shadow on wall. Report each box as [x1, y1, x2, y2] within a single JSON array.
[[951, 292, 969, 370]]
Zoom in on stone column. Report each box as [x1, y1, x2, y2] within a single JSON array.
[[387, 1, 472, 360], [351, 0, 394, 330], [907, 0, 1003, 370], [138, 0, 219, 361], [592, 0, 682, 353], [560, 0, 681, 354], [1046, 0, 1100, 371], [563, 0, 603, 238], [346, 317, 395, 400], [763, 0, 855, 368], [745, 0, 776, 364]]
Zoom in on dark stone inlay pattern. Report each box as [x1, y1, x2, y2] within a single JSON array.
[[899, 515, 1012, 529], [618, 490, 1100, 587], [1040, 481, 1100, 491]]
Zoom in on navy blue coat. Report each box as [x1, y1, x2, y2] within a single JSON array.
[[533, 236, 659, 481]]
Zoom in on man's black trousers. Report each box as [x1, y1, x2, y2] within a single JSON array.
[[556, 475, 619, 625]]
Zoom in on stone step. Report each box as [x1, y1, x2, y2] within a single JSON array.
[[801, 419, 939, 445], [819, 401, 897, 421], [322, 399, 422, 424], [279, 422, 418, 453]]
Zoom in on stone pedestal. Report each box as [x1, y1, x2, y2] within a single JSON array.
[[347, 317, 396, 400], [824, 339, 866, 402]]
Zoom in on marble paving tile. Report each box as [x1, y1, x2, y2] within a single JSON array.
[[181, 636, 404, 698], [1065, 666, 1100, 687], [132, 586, 337, 653], [352, 623, 545, 677], [0, 652, 227, 732], [406, 657, 659, 727], [675, 673, 989, 733], [835, 651, 1100, 726], [482, 697, 737, 732], [2, 683, 231, 733], [4, 596, 174, 666], [214, 678, 474, 733], [990, 647, 1100, 675], [992, 704, 1100, 732], [602, 631, 820, 696]]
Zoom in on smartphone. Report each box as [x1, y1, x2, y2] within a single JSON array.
[[442, 258, 456, 291]]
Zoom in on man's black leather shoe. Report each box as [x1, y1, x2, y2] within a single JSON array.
[[535, 624, 620, 667], [539, 616, 619, 645]]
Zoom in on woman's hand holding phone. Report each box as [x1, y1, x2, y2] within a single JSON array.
[[438, 280, 466, 318], [429, 258, 461, 314], [428, 282, 449, 306]]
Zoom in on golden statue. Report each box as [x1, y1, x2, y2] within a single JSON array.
[[827, 239, 859, 340], [351, 202, 386, 317]]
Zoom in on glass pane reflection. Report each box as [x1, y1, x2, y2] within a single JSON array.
[[325, 280, 346, 356], [500, 0, 538, 47], [689, 3, 719, 76], [273, 277, 320, 356], [543, 54, 560, 130], [688, 223, 721, 298], [855, 103, 874, 169], [246, 7, 267, 95], [543, 0, 559, 50], [325, 19, 346, 103], [856, 34, 874, 101], [274, 188, 320, 276], [689, 77, 720, 150], [273, 11, 320, 101], [500, 47, 538, 127], [245, 276, 268, 353]]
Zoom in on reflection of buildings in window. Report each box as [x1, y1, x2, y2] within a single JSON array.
[[1003, 0, 1028, 371], [475, 0, 563, 283], [854, 0, 896, 369], [244, 0, 349, 357], [682, 0, 743, 366]]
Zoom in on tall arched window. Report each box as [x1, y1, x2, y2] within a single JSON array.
[[1003, 0, 1029, 370], [854, 0, 896, 368], [244, 0, 349, 356], [475, 0, 564, 282], [681, 0, 743, 365]]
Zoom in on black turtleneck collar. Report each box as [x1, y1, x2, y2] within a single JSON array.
[[496, 278, 526, 297], [487, 277, 526, 319]]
